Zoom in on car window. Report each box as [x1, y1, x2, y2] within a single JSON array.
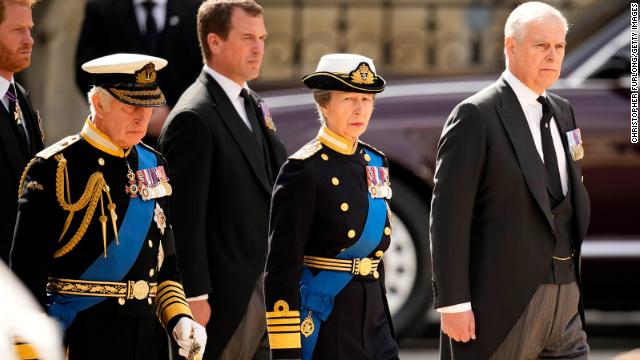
[[588, 43, 630, 79]]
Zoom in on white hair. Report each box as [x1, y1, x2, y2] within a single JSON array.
[[503, 2, 569, 66], [87, 86, 114, 116], [504, 2, 568, 41]]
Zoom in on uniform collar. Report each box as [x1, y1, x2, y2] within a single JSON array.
[[318, 125, 358, 155], [81, 118, 132, 158], [503, 69, 548, 108]]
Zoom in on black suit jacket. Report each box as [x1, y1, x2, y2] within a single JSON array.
[[75, 0, 202, 106], [430, 77, 590, 359], [1, 82, 43, 262], [158, 70, 287, 358]]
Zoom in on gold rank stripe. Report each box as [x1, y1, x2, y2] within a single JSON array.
[[303, 255, 352, 265], [267, 317, 301, 325], [268, 325, 301, 333], [13, 342, 39, 360], [156, 286, 186, 302], [158, 300, 193, 327], [266, 310, 300, 319], [156, 281, 186, 298], [268, 333, 301, 350], [157, 295, 190, 317]]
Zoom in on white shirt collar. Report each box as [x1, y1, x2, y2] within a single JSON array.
[[203, 65, 249, 101], [0, 76, 14, 100], [502, 69, 547, 108]]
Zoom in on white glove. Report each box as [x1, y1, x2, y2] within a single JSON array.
[[172, 317, 207, 359]]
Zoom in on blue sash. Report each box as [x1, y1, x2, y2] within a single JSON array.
[[300, 149, 386, 360], [48, 145, 156, 330]]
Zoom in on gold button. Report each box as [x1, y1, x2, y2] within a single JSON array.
[[148, 298, 153, 305], [149, 268, 155, 277], [384, 227, 392, 236], [373, 270, 380, 279], [364, 153, 371, 162], [148, 240, 153, 248], [331, 177, 339, 186], [98, 158, 105, 166], [118, 298, 126, 305], [375, 250, 384, 258], [321, 154, 329, 161], [340, 203, 349, 212], [348, 230, 356, 238]]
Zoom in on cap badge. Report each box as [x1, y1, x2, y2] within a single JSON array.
[[350, 62, 375, 85], [135, 63, 157, 85]]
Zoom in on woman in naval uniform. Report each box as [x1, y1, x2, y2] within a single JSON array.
[[264, 54, 399, 360]]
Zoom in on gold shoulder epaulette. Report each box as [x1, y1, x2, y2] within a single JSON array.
[[358, 140, 385, 158], [289, 139, 322, 160], [36, 134, 81, 160]]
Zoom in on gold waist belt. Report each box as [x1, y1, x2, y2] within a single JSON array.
[[303, 255, 381, 278], [47, 277, 158, 300]]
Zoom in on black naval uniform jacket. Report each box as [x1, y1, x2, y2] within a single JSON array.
[[1, 82, 44, 263], [10, 120, 193, 360], [264, 127, 399, 360]]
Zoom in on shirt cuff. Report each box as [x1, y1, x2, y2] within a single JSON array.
[[187, 294, 209, 302], [436, 302, 472, 313]]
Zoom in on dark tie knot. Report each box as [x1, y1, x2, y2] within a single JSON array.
[[240, 88, 251, 100], [142, 0, 155, 12], [537, 95, 554, 125], [5, 83, 17, 103], [537, 95, 551, 111]]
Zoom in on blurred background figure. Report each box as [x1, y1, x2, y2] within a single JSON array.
[[0, 260, 63, 360], [75, 0, 202, 146]]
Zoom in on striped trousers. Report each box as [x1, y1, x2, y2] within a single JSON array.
[[491, 282, 589, 360]]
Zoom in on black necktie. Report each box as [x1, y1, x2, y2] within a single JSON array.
[[142, 0, 159, 53], [6, 83, 29, 151], [240, 88, 273, 180], [537, 96, 564, 205]]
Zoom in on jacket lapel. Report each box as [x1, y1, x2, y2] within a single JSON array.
[[495, 78, 555, 230], [247, 91, 287, 176], [15, 83, 43, 153], [198, 71, 272, 193], [0, 105, 26, 179]]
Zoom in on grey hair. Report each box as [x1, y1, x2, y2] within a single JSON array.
[[503, 2, 569, 67], [311, 90, 332, 125], [504, 2, 568, 41], [87, 86, 113, 116]]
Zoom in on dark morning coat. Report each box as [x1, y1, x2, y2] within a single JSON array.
[[429, 77, 590, 359], [157, 70, 287, 358], [0, 82, 44, 262], [75, 0, 202, 106]]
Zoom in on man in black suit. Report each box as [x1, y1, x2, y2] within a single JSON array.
[[0, 0, 43, 262], [75, 0, 202, 146], [430, 2, 590, 359], [157, 1, 287, 359]]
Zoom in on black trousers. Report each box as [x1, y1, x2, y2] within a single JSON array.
[[312, 279, 399, 360], [65, 310, 168, 360]]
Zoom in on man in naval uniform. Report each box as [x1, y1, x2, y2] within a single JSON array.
[[10, 53, 206, 360]]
